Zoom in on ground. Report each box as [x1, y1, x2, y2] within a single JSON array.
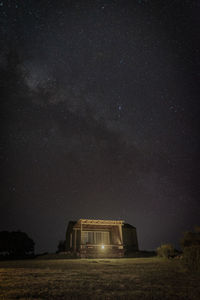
[[0, 257, 199, 299]]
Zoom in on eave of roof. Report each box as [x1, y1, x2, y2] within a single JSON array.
[[74, 219, 124, 227]]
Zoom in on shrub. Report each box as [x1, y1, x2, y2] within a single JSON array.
[[157, 244, 175, 258], [57, 240, 66, 253], [182, 246, 200, 272], [180, 228, 200, 272], [0, 231, 34, 258], [180, 230, 200, 248]]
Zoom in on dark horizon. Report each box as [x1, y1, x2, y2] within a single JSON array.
[[0, 0, 199, 253]]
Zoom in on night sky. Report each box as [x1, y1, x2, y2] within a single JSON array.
[[0, 0, 199, 253]]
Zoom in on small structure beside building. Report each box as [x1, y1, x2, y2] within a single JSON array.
[[65, 219, 138, 258]]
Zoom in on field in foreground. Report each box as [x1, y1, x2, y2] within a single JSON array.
[[0, 257, 199, 299]]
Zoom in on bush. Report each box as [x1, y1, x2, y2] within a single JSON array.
[[180, 228, 200, 272], [157, 244, 175, 258], [182, 246, 200, 272], [180, 230, 200, 248], [57, 240, 66, 253], [0, 231, 34, 258]]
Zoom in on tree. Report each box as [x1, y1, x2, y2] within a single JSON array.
[[57, 240, 66, 253], [180, 227, 200, 272], [0, 231, 35, 257], [180, 230, 200, 248]]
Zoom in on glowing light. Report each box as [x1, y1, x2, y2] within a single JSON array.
[[101, 245, 105, 249]]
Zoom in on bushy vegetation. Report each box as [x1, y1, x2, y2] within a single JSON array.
[[182, 246, 200, 272], [180, 229, 200, 248], [156, 244, 175, 258], [0, 231, 35, 259], [181, 228, 200, 272], [56, 240, 66, 253]]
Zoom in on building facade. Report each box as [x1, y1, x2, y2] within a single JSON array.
[[66, 219, 138, 258]]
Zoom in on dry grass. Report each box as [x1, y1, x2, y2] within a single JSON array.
[[0, 257, 199, 299]]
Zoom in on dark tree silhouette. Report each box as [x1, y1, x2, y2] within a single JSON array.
[[181, 229, 200, 248], [57, 240, 66, 253], [0, 231, 35, 258]]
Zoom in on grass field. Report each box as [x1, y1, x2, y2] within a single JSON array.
[[0, 257, 199, 299]]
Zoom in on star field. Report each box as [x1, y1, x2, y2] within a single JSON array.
[[0, 0, 199, 252]]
